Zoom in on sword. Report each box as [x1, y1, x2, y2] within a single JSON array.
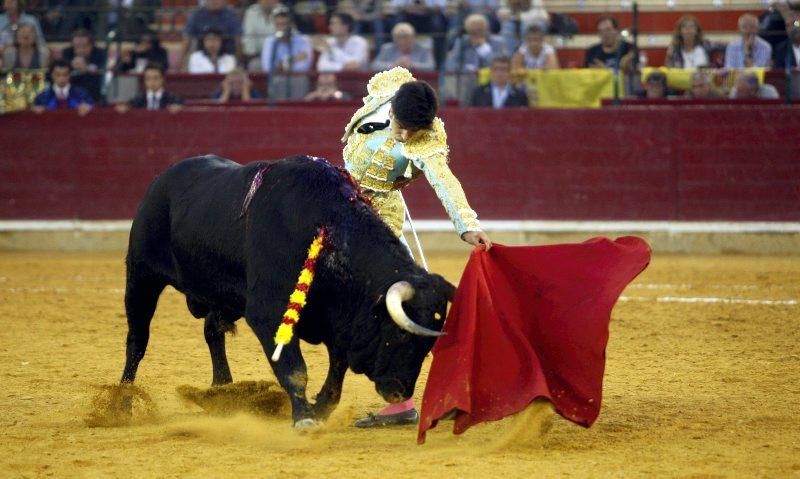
[[400, 192, 428, 271]]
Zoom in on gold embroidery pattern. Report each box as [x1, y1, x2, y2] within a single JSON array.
[[402, 118, 449, 162], [341, 67, 416, 143], [366, 190, 405, 237], [359, 138, 397, 193]]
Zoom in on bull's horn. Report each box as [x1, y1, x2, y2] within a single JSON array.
[[386, 281, 444, 337]]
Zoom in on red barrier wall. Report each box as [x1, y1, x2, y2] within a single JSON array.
[[1, 106, 799, 222]]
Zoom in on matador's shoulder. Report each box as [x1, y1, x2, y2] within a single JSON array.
[[341, 67, 416, 143], [402, 117, 449, 161]]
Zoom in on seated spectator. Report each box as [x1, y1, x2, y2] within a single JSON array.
[[189, 28, 237, 74], [107, 0, 160, 41], [213, 69, 263, 102], [242, 0, 278, 69], [32, 59, 93, 115], [469, 56, 527, 108], [118, 30, 169, 74], [0, 0, 46, 52], [343, 0, 389, 51], [665, 15, 711, 69], [182, 0, 243, 70], [370, 22, 435, 72], [725, 13, 772, 68], [511, 24, 558, 70], [445, 13, 508, 72], [61, 28, 107, 102], [260, 9, 312, 74], [584, 15, 633, 72], [2, 22, 49, 69], [638, 71, 668, 99], [729, 72, 779, 99], [62, 28, 107, 74], [499, 0, 551, 53], [315, 13, 369, 72], [684, 70, 720, 99], [459, 0, 502, 34], [304, 72, 353, 101], [391, 0, 447, 65], [773, 16, 799, 68], [115, 62, 182, 112]]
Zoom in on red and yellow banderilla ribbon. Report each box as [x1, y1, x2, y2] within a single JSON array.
[[271, 227, 327, 362]]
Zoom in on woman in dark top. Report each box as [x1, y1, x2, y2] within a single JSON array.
[[118, 30, 169, 73]]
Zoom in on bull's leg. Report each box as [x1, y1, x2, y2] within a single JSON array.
[[312, 346, 348, 420], [204, 312, 234, 386], [120, 275, 165, 383], [247, 311, 314, 426]]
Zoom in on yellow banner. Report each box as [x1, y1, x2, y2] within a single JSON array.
[[479, 67, 625, 108]]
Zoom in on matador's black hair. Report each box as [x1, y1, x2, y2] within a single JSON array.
[[391, 81, 438, 130]]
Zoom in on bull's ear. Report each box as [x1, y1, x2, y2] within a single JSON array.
[[436, 274, 456, 302]]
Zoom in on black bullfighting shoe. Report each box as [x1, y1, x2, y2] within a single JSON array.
[[353, 408, 419, 428]]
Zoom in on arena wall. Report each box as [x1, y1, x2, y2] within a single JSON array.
[[1, 106, 799, 253]]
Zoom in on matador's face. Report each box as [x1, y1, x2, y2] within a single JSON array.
[[388, 109, 423, 143]]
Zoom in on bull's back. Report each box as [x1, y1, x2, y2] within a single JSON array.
[[128, 156, 257, 301]]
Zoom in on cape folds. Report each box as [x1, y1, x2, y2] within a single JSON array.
[[418, 237, 651, 443]]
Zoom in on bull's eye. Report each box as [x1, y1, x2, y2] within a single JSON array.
[[434, 312, 442, 321]]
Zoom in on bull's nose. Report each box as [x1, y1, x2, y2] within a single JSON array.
[[376, 378, 409, 403]]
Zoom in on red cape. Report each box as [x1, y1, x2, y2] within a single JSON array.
[[418, 236, 651, 444]]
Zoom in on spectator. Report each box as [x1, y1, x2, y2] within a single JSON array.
[[117, 30, 169, 74], [391, 0, 447, 66], [725, 13, 772, 68], [498, 0, 550, 53], [315, 13, 369, 72], [40, 0, 98, 40], [61, 28, 107, 102], [107, 0, 160, 41], [469, 56, 528, 107], [371, 22, 435, 72], [2, 22, 49, 69], [445, 13, 508, 72], [639, 71, 668, 99], [458, 0, 502, 34], [213, 69, 263, 102], [115, 62, 182, 112], [0, 0, 46, 51], [684, 70, 720, 99], [32, 59, 93, 115], [665, 15, 711, 69], [584, 15, 633, 72], [182, 0, 243, 69], [729, 71, 779, 99], [260, 9, 312, 74], [511, 24, 558, 70], [304, 72, 352, 101], [242, 0, 278, 68], [759, 1, 791, 52], [773, 16, 799, 68], [189, 28, 237, 74], [343, 0, 389, 51], [584, 15, 633, 70], [62, 28, 107, 74]]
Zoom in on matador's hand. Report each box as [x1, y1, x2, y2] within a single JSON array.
[[462, 231, 492, 251]]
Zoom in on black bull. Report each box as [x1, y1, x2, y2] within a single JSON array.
[[120, 155, 455, 427]]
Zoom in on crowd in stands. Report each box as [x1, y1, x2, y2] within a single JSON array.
[[0, 0, 799, 112]]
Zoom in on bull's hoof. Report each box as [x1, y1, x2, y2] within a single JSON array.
[[293, 418, 322, 431]]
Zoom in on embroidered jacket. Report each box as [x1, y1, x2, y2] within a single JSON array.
[[341, 67, 482, 237]]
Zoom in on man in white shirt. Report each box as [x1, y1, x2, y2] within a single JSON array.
[[115, 63, 183, 112], [315, 13, 369, 72]]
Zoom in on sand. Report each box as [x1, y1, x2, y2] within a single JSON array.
[[0, 251, 798, 478]]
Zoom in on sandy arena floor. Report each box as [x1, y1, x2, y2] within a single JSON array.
[[0, 250, 798, 478]]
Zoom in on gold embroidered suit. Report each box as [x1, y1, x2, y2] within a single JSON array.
[[341, 67, 482, 237]]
